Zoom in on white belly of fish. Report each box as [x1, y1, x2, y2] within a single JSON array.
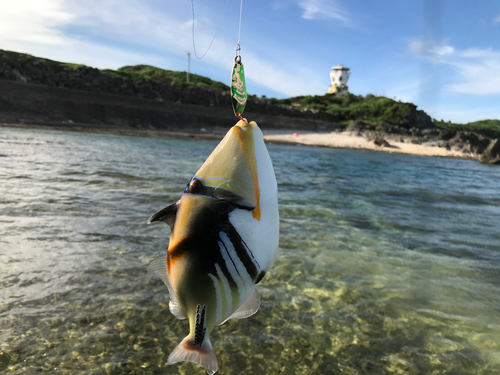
[[228, 131, 279, 273]]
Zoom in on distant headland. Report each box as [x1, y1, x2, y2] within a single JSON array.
[[0, 49, 499, 164]]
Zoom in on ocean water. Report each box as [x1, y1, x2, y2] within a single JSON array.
[[1, 126, 499, 375]]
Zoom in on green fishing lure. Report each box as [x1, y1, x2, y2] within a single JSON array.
[[231, 54, 247, 118]]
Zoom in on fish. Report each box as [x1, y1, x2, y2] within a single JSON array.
[[147, 120, 279, 374]]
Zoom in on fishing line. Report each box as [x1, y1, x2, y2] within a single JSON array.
[[190, 0, 247, 120], [191, 0, 231, 59], [230, 0, 247, 120], [238, 0, 243, 44]]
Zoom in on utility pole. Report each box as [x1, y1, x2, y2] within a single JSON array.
[[186, 52, 190, 83]]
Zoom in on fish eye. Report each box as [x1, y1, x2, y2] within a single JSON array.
[[188, 179, 203, 194]]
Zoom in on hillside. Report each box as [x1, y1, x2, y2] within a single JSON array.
[[434, 119, 500, 140], [267, 93, 432, 130], [268, 94, 500, 140], [114, 65, 229, 91], [0, 50, 228, 91], [1, 49, 499, 139]]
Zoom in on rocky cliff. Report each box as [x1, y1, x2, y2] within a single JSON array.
[[346, 120, 500, 165], [1, 49, 499, 164], [0, 49, 338, 123]]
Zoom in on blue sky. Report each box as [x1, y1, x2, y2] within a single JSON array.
[[2, 0, 500, 123]]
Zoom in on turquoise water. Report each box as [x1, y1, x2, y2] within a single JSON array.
[[1, 126, 499, 374]]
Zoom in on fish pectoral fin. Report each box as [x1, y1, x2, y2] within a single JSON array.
[[147, 254, 186, 320], [224, 197, 256, 211], [147, 200, 179, 230], [212, 197, 255, 216], [218, 287, 261, 326]]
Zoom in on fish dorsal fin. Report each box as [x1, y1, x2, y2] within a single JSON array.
[[218, 287, 260, 326], [147, 254, 186, 320], [147, 201, 179, 230]]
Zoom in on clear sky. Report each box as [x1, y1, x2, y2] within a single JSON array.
[[2, 0, 500, 123]]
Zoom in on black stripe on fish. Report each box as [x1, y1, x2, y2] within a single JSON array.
[[169, 234, 239, 292], [255, 271, 266, 284], [218, 237, 243, 279], [209, 244, 239, 292], [223, 227, 259, 281], [167, 192, 260, 298], [240, 237, 261, 271]]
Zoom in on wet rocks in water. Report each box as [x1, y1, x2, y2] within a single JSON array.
[[479, 139, 500, 165]]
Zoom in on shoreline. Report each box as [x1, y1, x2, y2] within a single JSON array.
[[264, 131, 473, 160], [1, 122, 474, 161]]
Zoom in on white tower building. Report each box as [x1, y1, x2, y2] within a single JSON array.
[[328, 64, 350, 94]]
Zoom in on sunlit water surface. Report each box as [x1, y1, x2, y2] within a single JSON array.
[[1, 127, 499, 374]]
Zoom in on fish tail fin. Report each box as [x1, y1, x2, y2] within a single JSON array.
[[168, 335, 218, 374]]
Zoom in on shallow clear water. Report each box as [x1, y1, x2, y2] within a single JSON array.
[[1, 127, 499, 374]]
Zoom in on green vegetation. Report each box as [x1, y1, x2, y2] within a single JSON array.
[[2, 49, 229, 91], [259, 93, 500, 139], [4, 50, 86, 73], [262, 93, 422, 126], [435, 119, 500, 140], [115, 65, 229, 91], [2, 49, 499, 138], [60, 63, 86, 70]]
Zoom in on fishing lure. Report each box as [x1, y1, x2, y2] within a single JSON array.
[[231, 42, 247, 118]]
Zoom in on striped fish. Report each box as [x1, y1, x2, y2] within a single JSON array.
[[147, 120, 279, 374]]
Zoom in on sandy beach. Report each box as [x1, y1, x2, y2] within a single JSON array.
[[263, 131, 471, 160], [2, 122, 473, 161]]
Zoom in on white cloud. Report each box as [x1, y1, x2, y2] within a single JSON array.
[[431, 45, 454, 57], [298, 0, 350, 24], [447, 54, 500, 95], [494, 15, 500, 24], [0, 0, 166, 68], [0, 0, 74, 45], [0, 0, 327, 97], [409, 40, 427, 54], [409, 39, 500, 95], [408, 39, 453, 57]]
